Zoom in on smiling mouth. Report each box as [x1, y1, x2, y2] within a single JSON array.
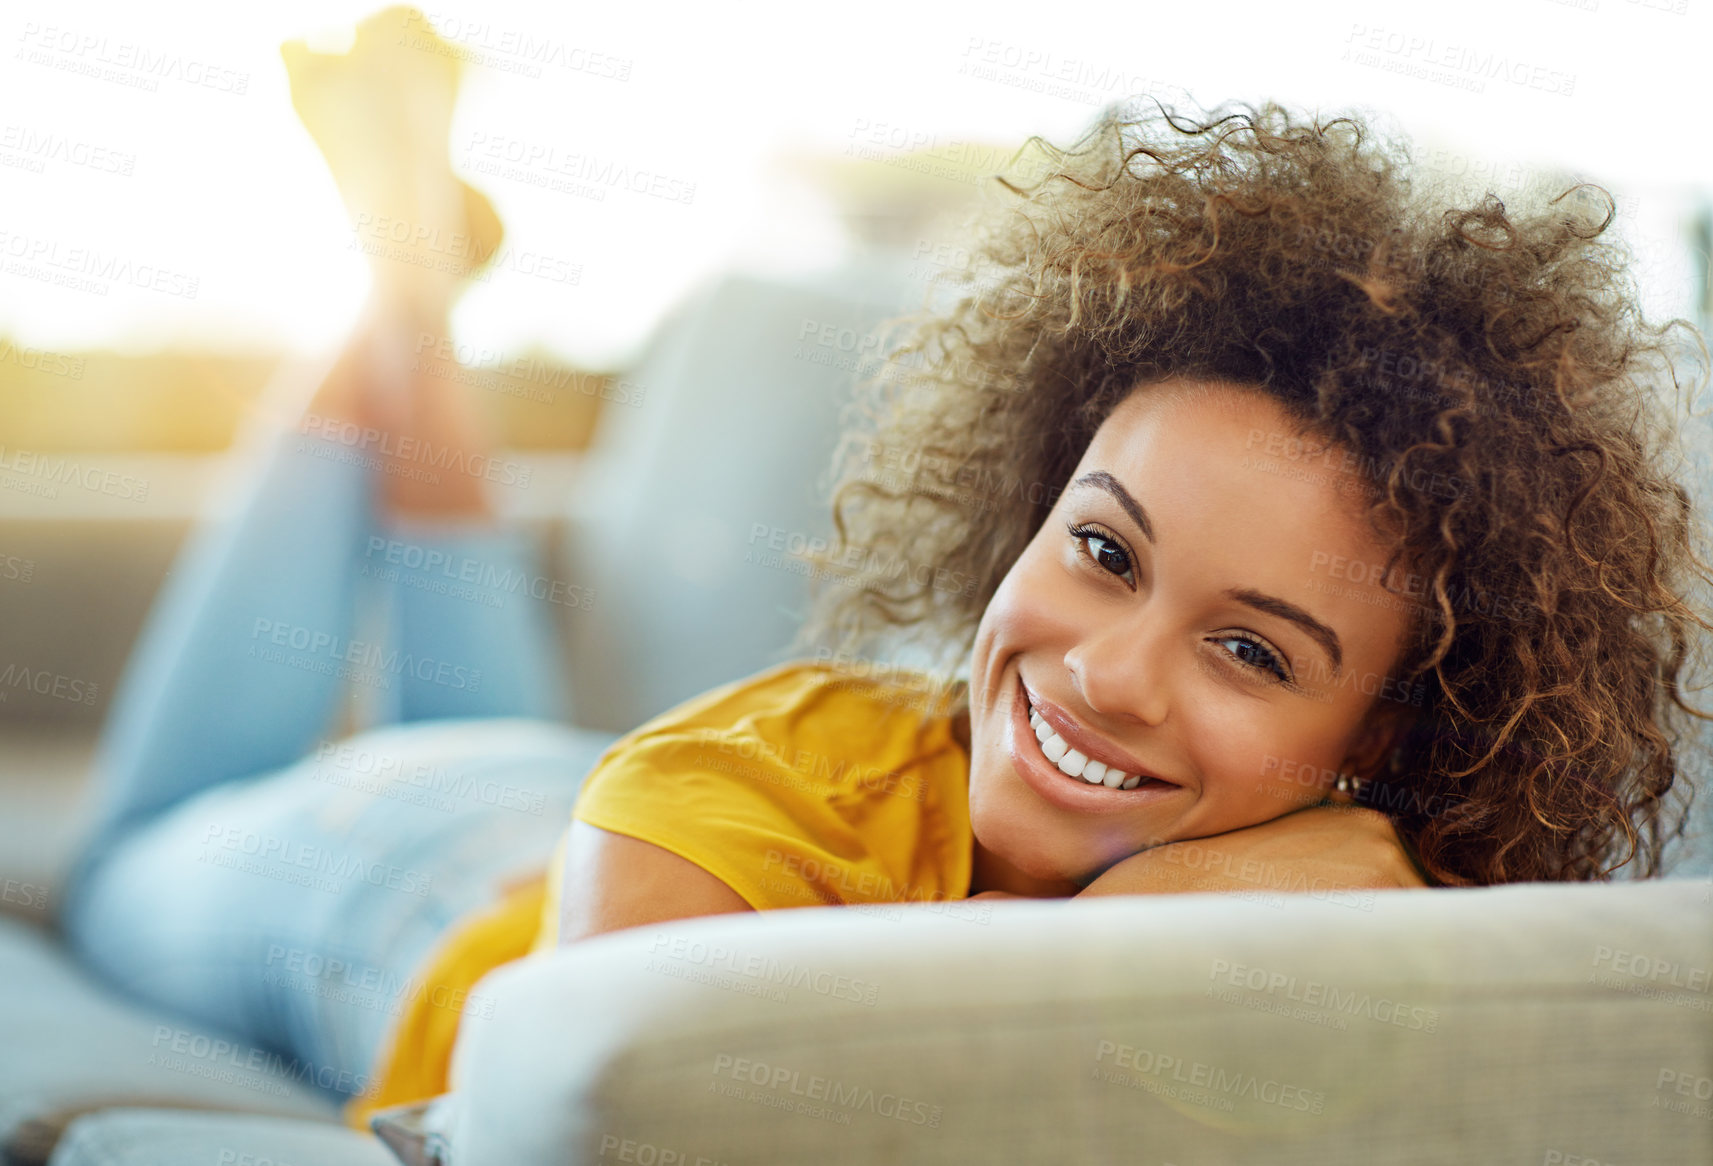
[[1023, 693, 1173, 791]]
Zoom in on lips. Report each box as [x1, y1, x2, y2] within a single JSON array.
[[1004, 674, 1183, 815], [1020, 680, 1177, 788]]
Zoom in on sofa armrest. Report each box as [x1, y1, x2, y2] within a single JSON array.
[[446, 879, 1713, 1165]]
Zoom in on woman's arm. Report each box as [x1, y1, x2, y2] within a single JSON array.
[[556, 820, 755, 946], [1076, 803, 1426, 898]]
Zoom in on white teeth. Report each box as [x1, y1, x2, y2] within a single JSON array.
[[1027, 699, 1141, 789]]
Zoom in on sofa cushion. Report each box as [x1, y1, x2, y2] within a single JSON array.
[[0, 916, 339, 1165], [560, 263, 926, 735], [448, 877, 1713, 1165], [46, 1108, 395, 1166]]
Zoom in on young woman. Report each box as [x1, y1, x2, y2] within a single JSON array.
[[53, 100, 1712, 1133]]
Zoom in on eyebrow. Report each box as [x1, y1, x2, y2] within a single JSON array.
[[1070, 471, 1345, 675]]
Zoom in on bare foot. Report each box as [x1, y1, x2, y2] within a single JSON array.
[[282, 8, 508, 526]]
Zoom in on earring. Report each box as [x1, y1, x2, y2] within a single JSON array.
[[1334, 772, 1366, 799]]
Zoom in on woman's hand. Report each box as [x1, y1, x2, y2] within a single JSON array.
[[1075, 802, 1426, 899]]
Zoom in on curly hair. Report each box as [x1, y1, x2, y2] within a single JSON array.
[[791, 98, 1713, 888]]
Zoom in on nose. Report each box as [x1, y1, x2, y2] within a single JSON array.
[[1064, 611, 1172, 728]]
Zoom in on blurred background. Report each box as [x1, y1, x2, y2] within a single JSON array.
[[3, 0, 1712, 899]]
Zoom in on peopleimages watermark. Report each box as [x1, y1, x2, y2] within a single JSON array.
[[792, 316, 1019, 394], [362, 536, 595, 612], [15, 22, 250, 95], [1341, 24, 1577, 97], [461, 130, 696, 205], [1255, 753, 1461, 822], [957, 36, 1191, 111], [0, 229, 198, 298], [0, 661, 99, 706], [1092, 1040, 1327, 1113], [753, 848, 993, 925], [857, 439, 1065, 514], [642, 930, 882, 1007], [1307, 548, 1537, 630], [597, 1135, 732, 1165], [395, 9, 634, 82], [298, 412, 532, 489], [261, 943, 495, 1021], [310, 738, 550, 817], [1147, 839, 1380, 911], [197, 822, 434, 897], [0, 552, 35, 584], [809, 647, 966, 715], [1540, 1151, 1627, 1166], [2, 877, 50, 914], [148, 1025, 376, 1100], [1654, 1067, 1713, 1121], [748, 522, 979, 597], [1206, 957, 1441, 1034], [411, 336, 646, 408], [0, 444, 149, 502], [688, 726, 928, 804], [249, 616, 482, 694], [0, 335, 84, 379], [347, 212, 580, 286], [0, 121, 136, 177], [1588, 944, 1711, 1012], [842, 117, 1028, 191], [1350, 344, 1554, 415], [905, 237, 1008, 298], [761, 848, 959, 911], [709, 1053, 943, 1128], [1242, 425, 1468, 504]]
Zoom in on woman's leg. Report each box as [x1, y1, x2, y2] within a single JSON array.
[[365, 516, 568, 725], [61, 717, 618, 1095], [57, 430, 610, 1095], [58, 357, 596, 1098], [61, 415, 376, 895]]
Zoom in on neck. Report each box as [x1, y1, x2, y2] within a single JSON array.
[[968, 834, 1084, 897]]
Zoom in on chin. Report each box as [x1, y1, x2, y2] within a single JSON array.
[[970, 791, 1088, 886]]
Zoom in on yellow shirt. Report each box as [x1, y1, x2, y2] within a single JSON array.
[[343, 659, 973, 1130]]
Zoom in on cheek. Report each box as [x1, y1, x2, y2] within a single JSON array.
[[1242, 734, 1343, 811], [979, 543, 1081, 657], [1180, 702, 1347, 824], [1191, 716, 1274, 794]]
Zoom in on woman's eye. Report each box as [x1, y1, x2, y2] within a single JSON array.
[[1067, 523, 1133, 583], [1063, 519, 1294, 688], [1214, 635, 1290, 683]]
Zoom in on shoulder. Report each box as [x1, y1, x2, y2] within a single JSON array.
[[569, 658, 973, 909], [579, 657, 966, 797]]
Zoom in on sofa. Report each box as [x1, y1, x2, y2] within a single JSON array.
[[4, 258, 1712, 1166]]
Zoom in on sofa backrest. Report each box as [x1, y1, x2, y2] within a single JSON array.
[[557, 258, 922, 734]]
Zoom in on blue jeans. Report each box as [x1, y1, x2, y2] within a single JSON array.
[[55, 421, 620, 1101]]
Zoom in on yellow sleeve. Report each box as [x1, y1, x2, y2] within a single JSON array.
[[566, 664, 972, 912], [536, 657, 973, 954]]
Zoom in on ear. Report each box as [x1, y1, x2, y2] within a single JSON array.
[[1342, 700, 1414, 781]]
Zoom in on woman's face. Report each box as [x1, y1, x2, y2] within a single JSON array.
[[964, 379, 1419, 890]]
